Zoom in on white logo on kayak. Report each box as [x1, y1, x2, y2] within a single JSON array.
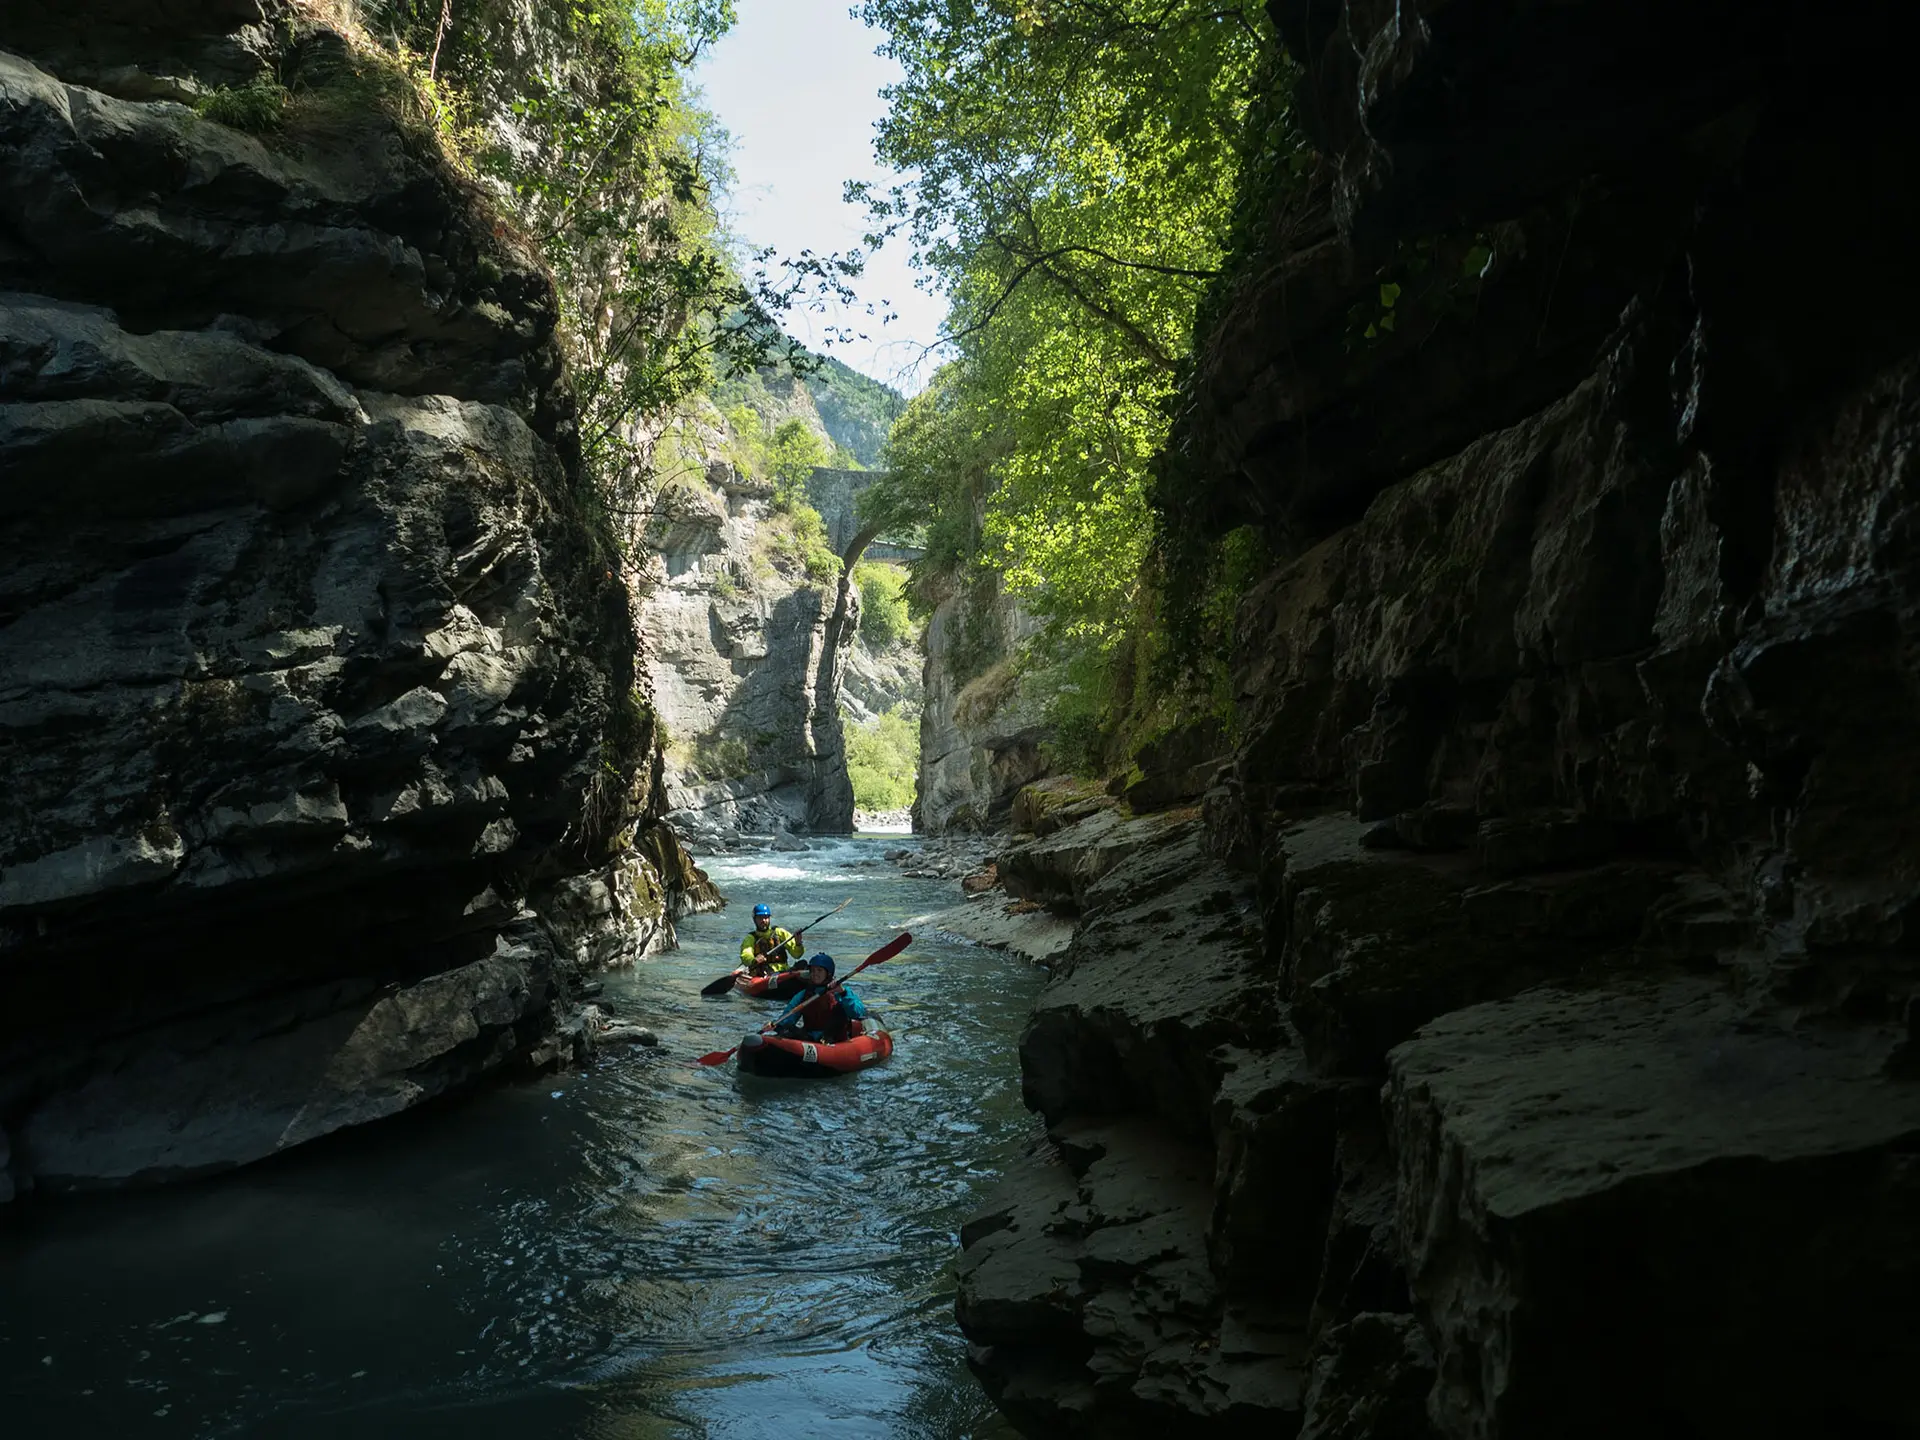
[[802, 1043, 819, 1064], [859, 1051, 877, 1063]]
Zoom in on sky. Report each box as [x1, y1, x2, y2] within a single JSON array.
[[695, 0, 948, 396]]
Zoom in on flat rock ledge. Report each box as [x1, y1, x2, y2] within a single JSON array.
[[924, 897, 1075, 966], [957, 803, 1920, 1438], [959, 1121, 1307, 1435]]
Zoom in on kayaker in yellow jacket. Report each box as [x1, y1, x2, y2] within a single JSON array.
[[740, 903, 803, 974]]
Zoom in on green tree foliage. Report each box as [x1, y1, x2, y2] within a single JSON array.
[[853, 1, 1271, 768], [854, 561, 911, 647], [768, 417, 829, 496], [859, 364, 1004, 594], [721, 400, 771, 478], [846, 709, 918, 811], [367, 0, 860, 551]]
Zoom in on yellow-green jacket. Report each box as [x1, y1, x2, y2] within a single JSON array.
[[741, 925, 801, 970]]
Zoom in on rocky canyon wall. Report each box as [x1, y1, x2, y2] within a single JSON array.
[[0, 0, 709, 1203], [640, 464, 860, 847], [916, 561, 1051, 834], [639, 376, 919, 846], [957, 3, 1920, 1436]]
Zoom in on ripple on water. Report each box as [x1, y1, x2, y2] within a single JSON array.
[[0, 836, 1034, 1439]]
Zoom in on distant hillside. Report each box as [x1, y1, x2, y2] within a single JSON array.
[[799, 352, 905, 469], [701, 322, 904, 472]]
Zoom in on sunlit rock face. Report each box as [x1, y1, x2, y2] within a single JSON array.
[[0, 1, 708, 1197], [958, 2, 1920, 1435], [637, 466, 860, 847]]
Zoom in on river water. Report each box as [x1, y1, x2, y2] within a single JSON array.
[[0, 835, 1038, 1438]]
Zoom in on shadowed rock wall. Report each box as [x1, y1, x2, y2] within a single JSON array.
[[917, 569, 1050, 833], [0, 1, 710, 1201], [957, 3, 1920, 1436]]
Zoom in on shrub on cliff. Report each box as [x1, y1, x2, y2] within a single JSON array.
[[694, 735, 752, 781], [846, 709, 918, 811], [195, 75, 290, 133], [854, 562, 910, 648], [756, 507, 841, 584]]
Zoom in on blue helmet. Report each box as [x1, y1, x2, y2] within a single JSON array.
[[753, 903, 771, 920], [807, 953, 836, 981]]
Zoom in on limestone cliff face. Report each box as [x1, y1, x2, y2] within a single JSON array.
[[958, 5, 1920, 1436], [641, 467, 857, 845], [916, 569, 1050, 833], [641, 457, 926, 844], [0, 1, 708, 1201], [841, 623, 920, 728]]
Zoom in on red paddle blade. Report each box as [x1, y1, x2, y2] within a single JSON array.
[[828, 932, 913, 992], [692, 1046, 738, 1068], [861, 931, 912, 967]]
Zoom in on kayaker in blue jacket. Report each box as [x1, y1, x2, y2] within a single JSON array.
[[774, 954, 868, 1043]]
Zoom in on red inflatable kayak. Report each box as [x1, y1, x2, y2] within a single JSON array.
[[737, 1028, 894, 1078], [733, 968, 809, 1000]]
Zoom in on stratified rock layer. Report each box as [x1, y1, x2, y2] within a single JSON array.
[[959, 3, 1920, 1436], [639, 467, 858, 844], [0, 4, 706, 1197]]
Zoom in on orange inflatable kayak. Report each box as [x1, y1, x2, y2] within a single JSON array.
[[737, 1028, 894, 1078], [733, 968, 809, 1000]]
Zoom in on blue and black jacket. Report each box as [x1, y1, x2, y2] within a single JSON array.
[[775, 983, 868, 1042]]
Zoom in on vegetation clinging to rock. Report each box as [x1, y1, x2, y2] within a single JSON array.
[[360, 0, 858, 562], [854, 0, 1276, 775], [195, 73, 291, 132], [854, 562, 910, 648], [846, 708, 918, 812]]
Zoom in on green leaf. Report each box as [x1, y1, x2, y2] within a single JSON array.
[[1364, 322, 1378, 339], [1379, 281, 1401, 309], [1378, 311, 1395, 332], [1462, 244, 1493, 280]]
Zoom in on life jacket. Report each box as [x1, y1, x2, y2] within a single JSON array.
[[741, 925, 797, 969], [782, 984, 866, 1042]]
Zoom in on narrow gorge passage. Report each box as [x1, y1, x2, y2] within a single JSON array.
[[0, 839, 1036, 1439], [11, 0, 1920, 1434]]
